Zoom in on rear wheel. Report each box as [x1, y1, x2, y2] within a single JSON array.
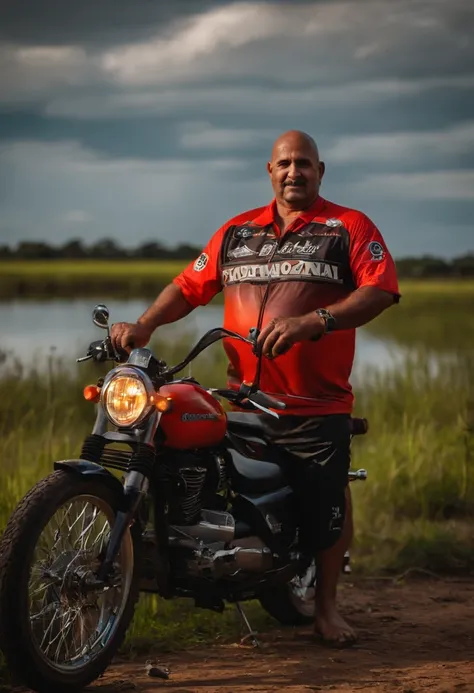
[[259, 560, 316, 626], [0, 470, 141, 693]]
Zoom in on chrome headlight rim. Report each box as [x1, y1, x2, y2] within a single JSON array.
[[100, 366, 155, 428]]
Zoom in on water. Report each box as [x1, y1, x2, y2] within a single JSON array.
[[0, 298, 406, 380]]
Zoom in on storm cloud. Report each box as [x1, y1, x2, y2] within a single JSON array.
[[0, 0, 473, 257]]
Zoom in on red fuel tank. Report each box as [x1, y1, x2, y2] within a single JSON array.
[[158, 382, 227, 449]]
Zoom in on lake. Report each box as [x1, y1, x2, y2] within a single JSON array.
[[0, 299, 408, 382]]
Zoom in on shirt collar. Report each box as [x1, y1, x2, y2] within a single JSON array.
[[252, 195, 326, 230]]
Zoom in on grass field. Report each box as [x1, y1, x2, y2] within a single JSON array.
[[0, 259, 188, 277], [0, 259, 190, 298], [0, 279, 473, 684], [2, 259, 474, 299]]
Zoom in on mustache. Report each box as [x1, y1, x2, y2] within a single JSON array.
[[284, 179, 305, 187]]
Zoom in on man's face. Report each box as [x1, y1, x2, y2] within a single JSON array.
[[267, 136, 325, 208]]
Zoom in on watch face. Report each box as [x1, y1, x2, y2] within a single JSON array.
[[317, 309, 336, 332]]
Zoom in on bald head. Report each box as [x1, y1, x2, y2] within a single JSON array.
[[267, 130, 325, 210], [270, 130, 320, 162]]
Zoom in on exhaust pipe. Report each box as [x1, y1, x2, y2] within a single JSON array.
[[215, 546, 273, 572], [170, 509, 236, 543]]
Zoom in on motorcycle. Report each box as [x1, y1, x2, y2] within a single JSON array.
[[0, 304, 368, 693]]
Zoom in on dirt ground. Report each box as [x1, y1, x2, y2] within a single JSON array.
[[85, 576, 474, 693]]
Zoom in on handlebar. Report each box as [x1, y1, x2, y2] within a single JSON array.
[[77, 338, 127, 364], [349, 417, 369, 436]]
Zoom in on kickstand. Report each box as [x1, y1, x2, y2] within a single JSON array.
[[236, 602, 260, 648]]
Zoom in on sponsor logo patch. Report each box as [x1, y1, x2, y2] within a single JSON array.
[[222, 260, 340, 284], [368, 241, 385, 261], [280, 239, 321, 255], [258, 242, 277, 257], [325, 218, 343, 227], [193, 252, 209, 272], [228, 244, 256, 259], [234, 226, 254, 239]]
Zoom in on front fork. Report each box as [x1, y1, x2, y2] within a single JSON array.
[[93, 408, 160, 583], [97, 470, 149, 581]]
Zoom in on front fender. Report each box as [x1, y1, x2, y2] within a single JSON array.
[[54, 459, 125, 502]]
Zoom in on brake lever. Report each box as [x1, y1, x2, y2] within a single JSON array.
[[248, 399, 280, 418]]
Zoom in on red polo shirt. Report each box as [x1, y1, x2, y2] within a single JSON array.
[[173, 196, 399, 415]]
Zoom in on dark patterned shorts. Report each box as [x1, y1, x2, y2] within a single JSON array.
[[259, 413, 351, 553]]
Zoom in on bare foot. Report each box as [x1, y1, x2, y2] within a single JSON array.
[[314, 602, 357, 648]]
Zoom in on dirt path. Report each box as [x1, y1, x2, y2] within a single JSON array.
[[86, 577, 473, 693]]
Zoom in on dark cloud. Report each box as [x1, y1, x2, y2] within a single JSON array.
[[0, 0, 472, 256], [0, 0, 220, 46]]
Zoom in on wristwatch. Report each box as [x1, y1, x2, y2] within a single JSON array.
[[315, 308, 337, 334]]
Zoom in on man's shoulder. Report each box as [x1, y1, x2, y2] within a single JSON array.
[[221, 205, 268, 229], [320, 198, 374, 229]]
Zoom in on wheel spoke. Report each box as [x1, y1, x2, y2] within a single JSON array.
[[28, 493, 133, 671]]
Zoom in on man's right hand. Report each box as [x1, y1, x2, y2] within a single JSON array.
[[110, 322, 153, 354]]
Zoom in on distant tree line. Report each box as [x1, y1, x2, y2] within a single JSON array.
[[0, 239, 473, 278], [0, 239, 200, 261]]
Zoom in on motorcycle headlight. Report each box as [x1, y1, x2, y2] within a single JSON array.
[[102, 369, 153, 427]]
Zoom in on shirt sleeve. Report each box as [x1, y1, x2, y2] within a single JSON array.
[[348, 213, 400, 301], [172, 223, 227, 307]]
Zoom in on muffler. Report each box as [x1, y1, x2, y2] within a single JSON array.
[[215, 546, 273, 572]]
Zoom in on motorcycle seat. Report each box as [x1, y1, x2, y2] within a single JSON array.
[[226, 448, 286, 495], [226, 412, 269, 441]]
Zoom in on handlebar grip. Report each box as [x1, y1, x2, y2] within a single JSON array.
[[250, 390, 286, 410], [349, 417, 369, 435]]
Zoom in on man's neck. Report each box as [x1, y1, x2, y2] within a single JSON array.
[[274, 196, 318, 232]]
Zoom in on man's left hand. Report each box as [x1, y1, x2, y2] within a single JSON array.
[[256, 313, 325, 359]]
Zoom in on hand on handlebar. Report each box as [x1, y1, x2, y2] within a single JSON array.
[[110, 322, 152, 354]]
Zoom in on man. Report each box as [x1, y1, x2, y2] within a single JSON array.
[[111, 130, 400, 646]]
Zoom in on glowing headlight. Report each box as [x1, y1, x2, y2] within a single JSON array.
[[102, 371, 151, 427]]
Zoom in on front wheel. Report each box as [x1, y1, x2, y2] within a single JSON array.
[[259, 560, 316, 626], [0, 470, 141, 693]]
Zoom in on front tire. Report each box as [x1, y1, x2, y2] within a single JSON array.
[[0, 470, 141, 693], [259, 560, 316, 626]]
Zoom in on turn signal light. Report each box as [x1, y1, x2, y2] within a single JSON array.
[[83, 384, 101, 403], [150, 395, 172, 413]]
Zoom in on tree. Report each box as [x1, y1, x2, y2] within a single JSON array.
[[89, 238, 126, 259], [60, 239, 88, 259], [15, 241, 57, 259]]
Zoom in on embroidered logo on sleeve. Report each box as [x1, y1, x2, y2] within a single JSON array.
[[325, 218, 343, 227], [193, 252, 209, 272], [368, 241, 385, 261]]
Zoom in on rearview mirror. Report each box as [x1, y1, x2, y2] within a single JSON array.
[[92, 304, 110, 329]]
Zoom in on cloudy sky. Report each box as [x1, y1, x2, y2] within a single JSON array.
[[0, 0, 473, 258]]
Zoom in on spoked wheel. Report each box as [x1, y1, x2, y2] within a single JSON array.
[[0, 471, 141, 693], [259, 560, 316, 625]]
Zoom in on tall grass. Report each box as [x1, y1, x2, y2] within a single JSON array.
[[1, 334, 473, 571], [364, 282, 474, 352], [351, 348, 474, 573]]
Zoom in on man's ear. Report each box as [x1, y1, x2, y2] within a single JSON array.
[[319, 161, 326, 180], [266, 161, 272, 177]]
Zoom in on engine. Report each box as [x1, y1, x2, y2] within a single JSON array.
[[164, 451, 228, 526], [162, 452, 275, 579]]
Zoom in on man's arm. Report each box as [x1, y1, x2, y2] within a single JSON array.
[[111, 225, 227, 352], [256, 287, 394, 358], [137, 282, 195, 332], [257, 213, 400, 358], [319, 285, 395, 330], [110, 283, 195, 352]]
